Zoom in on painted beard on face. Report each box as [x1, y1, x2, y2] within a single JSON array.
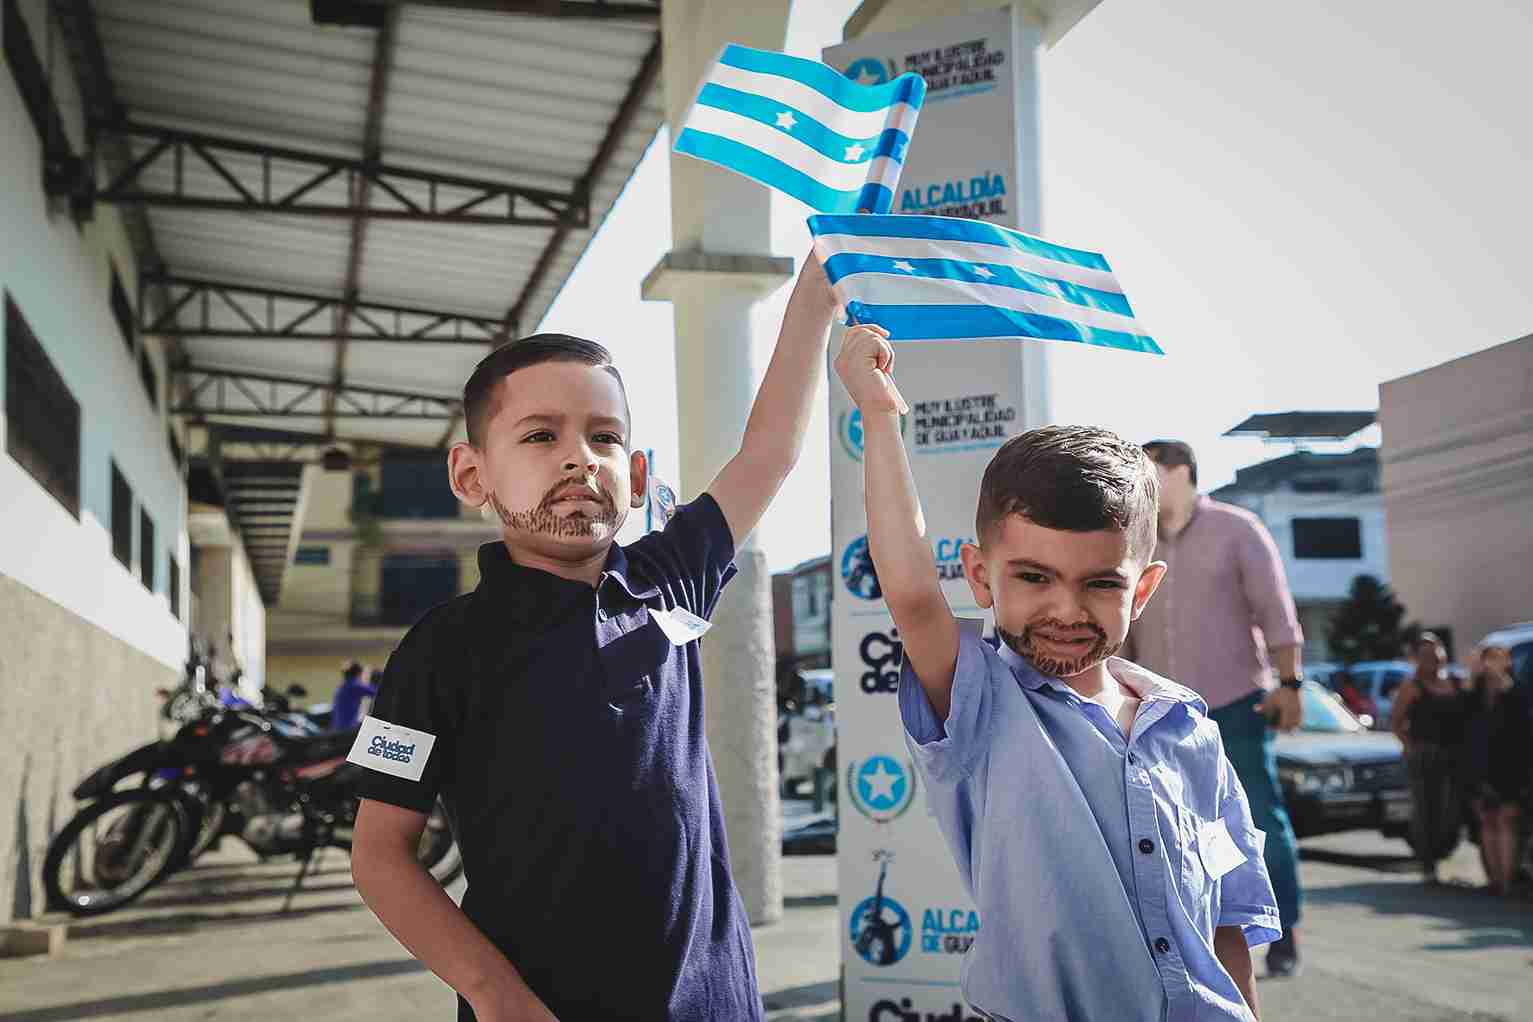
[[487, 477, 619, 539], [996, 617, 1122, 678]]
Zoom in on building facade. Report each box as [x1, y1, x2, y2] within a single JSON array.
[[2, 0, 188, 926], [1212, 447, 1388, 661], [1380, 334, 1533, 656], [265, 452, 501, 691], [771, 554, 832, 701]]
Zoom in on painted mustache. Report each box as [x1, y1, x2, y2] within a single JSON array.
[[998, 618, 1119, 678], [488, 477, 618, 538]]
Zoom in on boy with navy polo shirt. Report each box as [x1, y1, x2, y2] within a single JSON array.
[[833, 330, 1280, 1022], [348, 255, 849, 1022]]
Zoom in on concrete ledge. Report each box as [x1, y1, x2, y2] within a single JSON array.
[[641, 250, 795, 302], [0, 922, 66, 958]]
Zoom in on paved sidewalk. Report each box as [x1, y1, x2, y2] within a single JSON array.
[[0, 831, 1527, 1021]]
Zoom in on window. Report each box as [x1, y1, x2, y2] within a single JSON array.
[[295, 546, 331, 566], [169, 553, 181, 620], [377, 455, 460, 519], [1292, 517, 1362, 559], [139, 509, 155, 590], [111, 263, 135, 354], [6, 294, 81, 516], [111, 462, 133, 569], [139, 348, 158, 409], [3, 0, 66, 149]]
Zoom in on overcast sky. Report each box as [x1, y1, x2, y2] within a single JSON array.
[[541, 0, 1533, 571]]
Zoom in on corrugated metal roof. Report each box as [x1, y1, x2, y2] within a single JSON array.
[[95, 0, 663, 393], [85, 0, 665, 600]]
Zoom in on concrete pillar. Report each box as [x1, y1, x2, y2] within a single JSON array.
[[642, 0, 794, 926]]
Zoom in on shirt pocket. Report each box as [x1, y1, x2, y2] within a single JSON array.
[[597, 612, 676, 711], [1174, 802, 1212, 902]]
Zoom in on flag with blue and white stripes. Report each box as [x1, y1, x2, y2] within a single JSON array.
[[809, 214, 1162, 355], [674, 44, 926, 215]]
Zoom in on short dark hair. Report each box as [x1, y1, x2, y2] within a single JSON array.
[[1142, 439, 1197, 487], [462, 333, 628, 447], [976, 425, 1159, 560]]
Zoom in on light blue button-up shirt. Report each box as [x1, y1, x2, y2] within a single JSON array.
[[901, 629, 1280, 1022]]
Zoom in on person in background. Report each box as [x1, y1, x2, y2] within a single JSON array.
[[330, 661, 378, 733], [1129, 440, 1307, 978], [1464, 643, 1531, 895], [1391, 633, 1470, 884]]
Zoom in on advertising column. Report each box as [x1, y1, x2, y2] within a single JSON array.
[[825, 9, 1044, 1020]]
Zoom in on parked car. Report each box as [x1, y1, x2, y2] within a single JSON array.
[[1329, 660, 1413, 729], [1276, 681, 1412, 841], [779, 669, 836, 797]]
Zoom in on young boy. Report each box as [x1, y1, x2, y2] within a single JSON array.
[[348, 256, 838, 1022], [834, 328, 1280, 1022]]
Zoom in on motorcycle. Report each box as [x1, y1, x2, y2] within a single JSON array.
[[45, 697, 461, 917]]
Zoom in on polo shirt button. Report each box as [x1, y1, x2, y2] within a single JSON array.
[[1154, 937, 1171, 954], [596, 609, 607, 621], [1138, 838, 1155, 854]]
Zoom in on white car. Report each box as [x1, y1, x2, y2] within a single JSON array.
[[779, 669, 836, 796]]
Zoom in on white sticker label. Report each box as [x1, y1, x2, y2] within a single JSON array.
[[347, 716, 436, 783], [1198, 818, 1248, 881], [649, 605, 712, 645]]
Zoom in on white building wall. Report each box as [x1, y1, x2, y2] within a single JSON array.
[[1230, 490, 1390, 603], [0, 0, 185, 670]]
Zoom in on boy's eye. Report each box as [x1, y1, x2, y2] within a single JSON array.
[[522, 430, 554, 443], [1088, 579, 1128, 590], [592, 432, 623, 446], [1015, 572, 1049, 585]]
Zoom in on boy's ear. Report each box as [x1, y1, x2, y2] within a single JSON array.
[[1130, 560, 1168, 620], [960, 541, 994, 610], [628, 448, 648, 509], [447, 441, 488, 508]]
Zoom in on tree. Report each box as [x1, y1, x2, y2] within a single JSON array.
[[1327, 575, 1408, 664]]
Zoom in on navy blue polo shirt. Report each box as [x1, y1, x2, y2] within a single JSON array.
[[354, 495, 762, 1021]]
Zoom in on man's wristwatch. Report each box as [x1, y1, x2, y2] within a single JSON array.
[[1278, 674, 1304, 690]]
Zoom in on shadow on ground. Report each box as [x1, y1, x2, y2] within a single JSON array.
[[0, 960, 426, 1022]]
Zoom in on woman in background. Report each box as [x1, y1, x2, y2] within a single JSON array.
[[1465, 643, 1532, 895], [1392, 633, 1470, 883]]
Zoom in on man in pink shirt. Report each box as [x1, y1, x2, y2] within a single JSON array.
[[1128, 440, 1307, 978]]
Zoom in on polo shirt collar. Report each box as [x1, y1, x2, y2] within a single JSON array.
[[475, 540, 660, 622]]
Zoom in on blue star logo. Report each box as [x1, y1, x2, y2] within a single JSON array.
[[857, 756, 907, 810]]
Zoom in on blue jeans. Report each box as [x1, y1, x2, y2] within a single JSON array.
[[1210, 691, 1302, 931]]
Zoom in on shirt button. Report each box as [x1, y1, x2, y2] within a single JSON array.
[[1154, 937, 1171, 954], [596, 609, 607, 621], [1127, 752, 1137, 765], [1138, 838, 1155, 854]]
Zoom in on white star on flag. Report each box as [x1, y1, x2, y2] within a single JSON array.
[[843, 143, 866, 161], [892, 260, 916, 273], [855, 68, 882, 86], [972, 265, 995, 279], [862, 761, 900, 802], [774, 110, 797, 130]]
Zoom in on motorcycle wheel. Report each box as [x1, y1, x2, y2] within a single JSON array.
[[43, 790, 188, 916], [418, 801, 463, 886]]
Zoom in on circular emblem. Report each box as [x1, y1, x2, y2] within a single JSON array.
[[838, 407, 865, 461], [849, 890, 912, 966], [844, 57, 893, 86], [840, 535, 882, 600], [848, 755, 916, 822]]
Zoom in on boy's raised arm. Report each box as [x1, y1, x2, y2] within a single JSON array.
[[708, 251, 839, 545], [833, 328, 962, 720]]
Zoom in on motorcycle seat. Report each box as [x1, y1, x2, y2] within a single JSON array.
[[279, 729, 359, 764]]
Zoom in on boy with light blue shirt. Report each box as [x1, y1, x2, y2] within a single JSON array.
[[834, 329, 1279, 1022]]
